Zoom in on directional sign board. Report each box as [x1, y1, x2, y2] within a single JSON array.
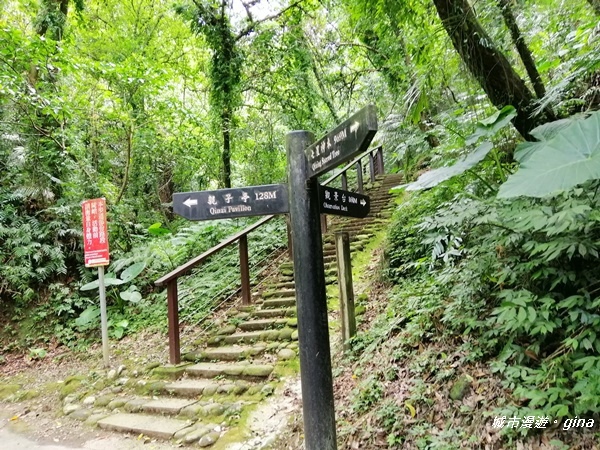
[[173, 184, 289, 221], [318, 185, 370, 218], [306, 104, 378, 178]]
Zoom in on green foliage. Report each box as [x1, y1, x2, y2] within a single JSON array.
[[498, 111, 600, 198]]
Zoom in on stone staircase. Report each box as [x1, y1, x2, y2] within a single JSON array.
[[61, 172, 403, 448]]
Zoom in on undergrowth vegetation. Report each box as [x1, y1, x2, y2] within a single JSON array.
[[0, 211, 286, 352], [341, 115, 600, 447]]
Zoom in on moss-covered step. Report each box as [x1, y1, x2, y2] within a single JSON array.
[[163, 379, 253, 397], [261, 297, 296, 308], [183, 345, 267, 362], [186, 362, 274, 379], [253, 307, 295, 318], [261, 289, 296, 299], [142, 397, 199, 415], [221, 328, 295, 344], [238, 318, 289, 331]]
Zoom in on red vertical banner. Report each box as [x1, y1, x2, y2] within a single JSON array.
[[82, 198, 110, 267]]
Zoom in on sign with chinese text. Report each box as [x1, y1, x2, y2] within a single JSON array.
[[318, 185, 370, 218], [173, 184, 289, 221], [82, 198, 110, 267], [306, 105, 378, 178]]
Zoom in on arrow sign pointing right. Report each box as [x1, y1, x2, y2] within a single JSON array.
[[317, 185, 370, 218]]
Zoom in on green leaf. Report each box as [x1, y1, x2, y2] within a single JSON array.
[[120, 262, 146, 283], [80, 277, 125, 291], [74, 306, 100, 328], [399, 142, 494, 191], [498, 111, 600, 198], [465, 106, 517, 145], [148, 222, 171, 236], [120, 290, 142, 303]]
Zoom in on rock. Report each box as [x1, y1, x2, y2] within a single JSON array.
[[63, 393, 79, 405], [94, 394, 113, 407], [261, 384, 275, 396], [82, 396, 96, 406], [116, 365, 126, 376], [180, 404, 204, 418], [115, 377, 129, 386], [287, 318, 298, 327], [124, 398, 147, 413], [207, 404, 226, 416], [143, 362, 161, 373], [278, 328, 294, 340], [84, 413, 110, 426], [106, 369, 117, 380], [291, 330, 299, 341], [70, 409, 92, 421], [63, 404, 81, 415], [107, 398, 127, 410], [234, 380, 249, 395], [151, 366, 187, 380], [182, 426, 210, 444], [217, 325, 237, 335], [198, 432, 220, 447], [242, 365, 273, 377], [173, 425, 194, 440], [277, 349, 296, 360], [202, 384, 218, 396], [217, 384, 236, 395], [287, 342, 299, 350], [449, 375, 472, 401]]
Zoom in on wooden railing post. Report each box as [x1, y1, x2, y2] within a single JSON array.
[[368, 151, 376, 183], [356, 160, 364, 194], [341, 172, 347, 191], [321, 214, 328, 233], [239, 235, 251, 305], [167, 280, 181, 365], [335, 232, 356, 350], [376, 147, 384, 175]]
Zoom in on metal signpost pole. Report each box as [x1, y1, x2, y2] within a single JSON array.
[[98, 265, 110, 367], [286, 130, 337, 450]]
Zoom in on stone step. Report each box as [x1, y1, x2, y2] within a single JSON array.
[[264, 281, 295, 290], [142, 398, 199, 415], [97, 413, 191, 439], [262, 288, 296, 299], [238, 318, 290, 331], [253, 307, 295, 318], [220, 328, 295, 345], [163, 379, 255, 397], [183, 345, 266, 362], [186, 362, 274, 379], [262, 297, 296, 308]]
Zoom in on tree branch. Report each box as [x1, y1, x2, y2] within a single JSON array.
[[235, 0, 305, 41]]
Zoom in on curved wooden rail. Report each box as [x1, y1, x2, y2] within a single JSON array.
[[157, 146, 384, 363]]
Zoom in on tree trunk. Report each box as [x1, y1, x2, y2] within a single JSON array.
[[497, 0, 546, 99], [431, 0, 542, 139], [587, 0, 600, 15], [222, 110, 232, 189]]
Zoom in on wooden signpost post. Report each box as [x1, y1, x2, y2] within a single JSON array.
[[171, 104, 378, 450], [287, 104, 378, 450]]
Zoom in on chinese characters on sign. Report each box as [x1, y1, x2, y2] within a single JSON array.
[[318, 185, 370, 218], [82, 198, 110, 267], [306, 104, 378, 178], [173, 184, 289, 221]]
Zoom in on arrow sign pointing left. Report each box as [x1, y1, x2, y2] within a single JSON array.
[[173, 184, 289, 221]]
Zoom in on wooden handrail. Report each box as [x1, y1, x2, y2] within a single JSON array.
[[157, 144, 384, 364], [322, 146, 382, 186], [155, 214, 275, 286]]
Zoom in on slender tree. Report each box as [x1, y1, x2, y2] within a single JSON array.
[[431, 0, 544, 139], [497, 0, 546, 99]]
